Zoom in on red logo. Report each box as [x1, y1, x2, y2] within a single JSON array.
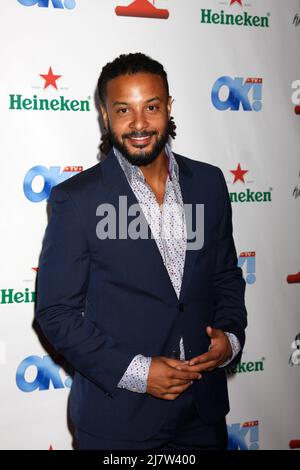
[[63, 166, 83, 172], [245, 78, 263, 84], [40, 67, 61, 90], [230, 0, 243, 6], [289, 439, 300, 449], [230, 163, 249, 183], [287, 272, 300, 284], [115, 0, 169, 19]]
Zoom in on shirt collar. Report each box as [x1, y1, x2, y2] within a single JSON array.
[[113, 143, 179, 185]]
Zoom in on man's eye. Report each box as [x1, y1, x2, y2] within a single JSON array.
[[147, 105, 158, 111], [117, 108, 128, 114]]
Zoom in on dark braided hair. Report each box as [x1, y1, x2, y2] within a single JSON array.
[[98, 53, 177, 154]]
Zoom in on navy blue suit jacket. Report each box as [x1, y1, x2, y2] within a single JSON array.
[[35, 149, 247, 441]]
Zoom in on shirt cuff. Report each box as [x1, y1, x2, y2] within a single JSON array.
[[218, 332, 241, 368], [117, 354, 151, 393]]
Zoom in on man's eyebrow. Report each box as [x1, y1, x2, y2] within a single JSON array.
[[112, 97, 162, 107], [112, 101, 129, 107], [146, 96, 162, 103]]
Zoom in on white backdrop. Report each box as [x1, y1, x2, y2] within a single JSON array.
[[0, 0, 299, 450]]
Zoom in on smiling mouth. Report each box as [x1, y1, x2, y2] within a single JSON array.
[[125, 133, 155, 147]]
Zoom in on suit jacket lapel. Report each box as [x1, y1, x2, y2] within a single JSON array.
[[99, 150, 201, 304], [175, 154, 200, 303], [99, 149, 179, 302]]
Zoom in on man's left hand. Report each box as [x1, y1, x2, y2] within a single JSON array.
[[176, 326, 232, 373]]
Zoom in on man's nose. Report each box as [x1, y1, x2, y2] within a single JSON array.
[[129, 110, 149, 131]]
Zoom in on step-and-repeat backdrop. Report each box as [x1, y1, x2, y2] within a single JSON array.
[[0, 0, 299, 450]]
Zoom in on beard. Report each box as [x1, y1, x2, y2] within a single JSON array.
[[107, 122, 169, 167]]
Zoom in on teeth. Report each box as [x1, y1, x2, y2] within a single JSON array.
[[131, 136, 149, 140]]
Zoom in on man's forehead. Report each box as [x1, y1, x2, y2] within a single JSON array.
[[106, 73, 166, 99]]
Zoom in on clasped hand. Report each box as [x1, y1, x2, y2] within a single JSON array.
[[146, 326, 232, 400]]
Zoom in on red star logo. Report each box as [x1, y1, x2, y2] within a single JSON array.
[[230, 163, 248, 183], [230, 0, 243, 6], [40, 67, 61, 90]]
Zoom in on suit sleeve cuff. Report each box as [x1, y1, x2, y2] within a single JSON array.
[[117, 355, 152, 393], [218, 332, 241, 368]]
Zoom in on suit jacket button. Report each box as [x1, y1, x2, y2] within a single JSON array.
[[179, 303, 184, 312]]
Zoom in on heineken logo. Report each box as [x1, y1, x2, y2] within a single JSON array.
[[9, 67, 91, 112], [227, 358, 265, 374], [228, 164, 272, 203], [40, 66, 61, 90], [9, 94, 90, 112], [200, 0, 270, 28], [0, 288, 35, 304]]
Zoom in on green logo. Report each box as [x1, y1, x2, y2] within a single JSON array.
[[230, 189, 272, 203], [227, 358, 265, 374], [0, 288, 35, 304], [9, 94, 90, 112], [9, 67, 91, 112], [200, 9, 269, 28], [229, 164, 272, 203]]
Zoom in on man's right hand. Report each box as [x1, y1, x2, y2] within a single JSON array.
[[146, 356, 201, 400]]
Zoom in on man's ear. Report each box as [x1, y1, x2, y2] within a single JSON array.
[[167, 96, 172, 119], [100, 103, 108, 130]]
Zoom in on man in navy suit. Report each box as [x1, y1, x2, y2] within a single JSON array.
[[35, 53, 247, 450]]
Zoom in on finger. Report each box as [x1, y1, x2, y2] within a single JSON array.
[[206, 326, 222, 338], [166, 377, 200, 387], [188, 351, 219, 366], [175, 360, 219, 373], [191, 360, 218, 372], [166, 379, 188, 387], [163, 357, 188, 368], [164, 382, 192, 394], [173, 351, 216, 369], [163, 394, 180, 401], [169, 369, 201, 380]]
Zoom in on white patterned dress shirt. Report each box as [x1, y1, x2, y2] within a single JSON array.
[[115, 145, 240, 393]]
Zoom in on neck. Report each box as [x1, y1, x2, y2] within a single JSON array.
[[139, 149, 169, 184]]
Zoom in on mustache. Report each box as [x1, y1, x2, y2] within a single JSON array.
[[122, 131, 157, 139]]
